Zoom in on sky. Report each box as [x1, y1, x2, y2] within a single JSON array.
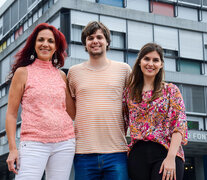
[[0, 0, 7, 8]]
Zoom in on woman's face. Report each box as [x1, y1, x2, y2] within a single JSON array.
[[139, 50, 163, 79], [35, 29, 56, 61]]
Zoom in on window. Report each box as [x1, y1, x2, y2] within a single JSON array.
[[3, 9, 10, 35], [0, 56, 10, 84], [19, 0, 28, 19], [43, 1, 49, 13], [96, 0, 124, 7], [150, 1, 174, 17], [154, 26, 178, 51], [11, 1, 18, 28], [187, 115, 204, 130], [128, 21, 153, 50], [179, 30, 203, 60], [127, 52, 138, 68], [28, 0, 36, 6], [204, 45, 207, 61], [205, 63, 207, 75], [178, 0, 201, 5], [204, 0, 207, 6], [182, 85, 205, 113], [0, 105, 7, 132], [164, 58, 176, 72], [0, 17, 2, 40], [71, 25, 84, 43], [110, 31, 125, 49], [179, 59, 201, 75], [187, 121, 199, 130]]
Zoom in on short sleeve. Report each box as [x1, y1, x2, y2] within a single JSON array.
[[67, 69, 76, 99], [122, 87, 129, 135], [167, 83, 188, 145]]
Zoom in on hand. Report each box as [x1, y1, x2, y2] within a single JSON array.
[[6, 149, 19, 174], [159, 155, 176, 180]]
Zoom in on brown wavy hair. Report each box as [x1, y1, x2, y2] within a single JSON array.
[[127, 43, 165, 103], [9, 23, 67, 80]]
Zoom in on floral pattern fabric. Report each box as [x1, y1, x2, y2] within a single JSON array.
[[123, 83, 188, 161]]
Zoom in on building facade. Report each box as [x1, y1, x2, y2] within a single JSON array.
[[0, 0, 207, 179]]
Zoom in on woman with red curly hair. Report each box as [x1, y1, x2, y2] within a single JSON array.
[[5, 23, 75, 180]]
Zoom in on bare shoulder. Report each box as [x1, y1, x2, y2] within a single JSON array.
[[13, 67, 27, 82]]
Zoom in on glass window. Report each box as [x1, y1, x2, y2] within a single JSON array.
[[49, 14, 60, 29], [187, 115, 204, 130], [187, 121, 199, 130], [179, 59, 201, 75], [164, 58, 176, 72], [0, 56, 10, 84], [19, 0, 28, 19], [24, 21, 28, 31], [110, 31, 125, 49], [182, 85, 205, 113], [38, 8, 43, 18], [0, 17, 3, 40], [0, 105, 7, 131], [97, 0, 124, 7], [128, 21, 153, 50], [28, 17, 32, 27], [154, 26, 178, 51], [1, 87, 6, 97], [127, 52, 138, 68], [28, 0, 36, 7], [33, 11, 38, 23], [3, 9, 10, 35], [151, 1, 174, 17], [204, 45, 207, 61], [179, 0, 201, 5], [49, 0, 54, 8], [205, 63, 207, 75], [11, 0, 18, 28], [43, 2, 49, 13], [204, 0, 207, 6], [71, 25, 83, 42], [179, 30, 203, 60]]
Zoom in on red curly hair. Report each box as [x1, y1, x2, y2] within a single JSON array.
[[9, 23, 67, 79]]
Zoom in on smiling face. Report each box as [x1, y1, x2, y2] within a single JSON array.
[[85, 29, 108, 57], [35, 29, 56, 61], [139, 50, 163, 80]]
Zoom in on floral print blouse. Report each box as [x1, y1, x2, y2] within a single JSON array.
[[123, 83, 188, 161]]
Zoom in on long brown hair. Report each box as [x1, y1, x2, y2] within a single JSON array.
[[127, 43, 165, 103]]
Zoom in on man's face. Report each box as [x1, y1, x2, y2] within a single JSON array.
[[85, 29, 108, 57]]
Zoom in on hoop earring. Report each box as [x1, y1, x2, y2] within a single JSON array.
[[53, 52, 58, 64]]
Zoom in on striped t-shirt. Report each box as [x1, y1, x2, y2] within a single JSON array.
[[68, 60, 131, 154]]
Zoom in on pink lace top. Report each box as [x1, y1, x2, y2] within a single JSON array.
[[20, 59, 74, 143]]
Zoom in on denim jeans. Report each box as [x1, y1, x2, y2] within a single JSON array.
[[74, 152, 129, 180]]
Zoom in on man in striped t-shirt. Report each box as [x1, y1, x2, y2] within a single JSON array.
[[67, 21, 131, 180]]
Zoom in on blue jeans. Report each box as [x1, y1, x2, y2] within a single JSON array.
[[74, 152, 129, 180]]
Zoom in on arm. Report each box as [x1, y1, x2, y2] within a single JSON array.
[[59, 70, 76, 120], [159, 132, 182, 180], [6, 67, 27, 174], [122, 88, 129, 136], [160, 84, 188, 180]]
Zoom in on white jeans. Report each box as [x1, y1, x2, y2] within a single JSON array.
[[15, 138, 75, 180]]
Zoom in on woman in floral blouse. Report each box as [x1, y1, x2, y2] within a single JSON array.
[[123, 43, 188, 180]]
